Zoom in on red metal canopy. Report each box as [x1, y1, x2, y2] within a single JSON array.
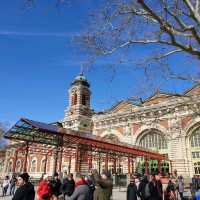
[[5, 118, 168, 161]]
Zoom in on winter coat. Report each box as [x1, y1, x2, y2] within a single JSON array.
[[65, 179, 89, 200], [37, 180, 52, 200], [178, 180, 184, 193], [93, 186, 107, 200], [86, 178, 95, 200], [149, 180, 160, 200], [12, 182, 35, 200], [61, 178, 75, 196], [137, 178, 149, 200], [156, 180, 163, 200], [127, 183, 137, 200], [93, 176, 113, 200], [50, 179, 62, 197]]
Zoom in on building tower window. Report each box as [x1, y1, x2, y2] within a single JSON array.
[[82, 94, 87, 106]]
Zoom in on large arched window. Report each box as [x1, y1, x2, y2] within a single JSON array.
[[191, 127, 200, 147], [190, 126, 200, 174], [139, 130, 167, 150], [31, 159, 37, 172]]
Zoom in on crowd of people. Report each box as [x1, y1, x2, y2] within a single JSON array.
[[127, 174, 185, 200], [0, 169, 113, 200], [0, 170, 192, 200]]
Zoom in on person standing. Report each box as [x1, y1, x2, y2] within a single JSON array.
[[127, 177, 138, 200], [137, 175, 149, 200], [12, 172, 35, 200], [37, 174, 52, 200], [156, 173, 163, 200], [10, 174, 17, 196], [65, 173, 89, 200], [84, 171, 95, 200], [149, 174, 159, 200], [50, 172, 62, 200], [166, 179, 176, 200], [178, 176, 184, 200], [61, 173, 75, 198], [2, 176, 9, 196]]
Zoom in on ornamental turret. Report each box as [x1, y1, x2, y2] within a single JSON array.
[[63, 73, 93, 133]]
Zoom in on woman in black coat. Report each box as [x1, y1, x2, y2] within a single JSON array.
[[127, 178, 138, 200], [12, 173, 35, 200]]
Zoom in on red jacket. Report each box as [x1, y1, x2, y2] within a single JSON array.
[[37, 180, 52, 200]]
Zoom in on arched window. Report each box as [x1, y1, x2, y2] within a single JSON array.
[[82, 94, 86, 105], [31, 159, 37, 172], [139, 131, 167, 150], [0, 161, 3, 173], [41, 159, 46, 172], [71, 92, 77, 106], [7, 161, 12, 173], [16, 160, 21, 173], [194, 162, 200, 174], [191, 128, 200, 147]]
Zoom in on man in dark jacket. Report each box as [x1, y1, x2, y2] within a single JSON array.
[[50, 172, 62, 198], [62, 173, 75, 198], [137, 175, 149, 200], [127, 177, 138, 200], [12, 172, 35, 200], [149, 174, 161, 200]]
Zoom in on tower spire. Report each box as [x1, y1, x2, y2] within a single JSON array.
[[80, 62, 84, 76]]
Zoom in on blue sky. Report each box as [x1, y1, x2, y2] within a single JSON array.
[[0, 0, 197, 126]]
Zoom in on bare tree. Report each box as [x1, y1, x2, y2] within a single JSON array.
[[77, 0, 200, 82]]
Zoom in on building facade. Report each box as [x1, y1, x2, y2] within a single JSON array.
[[1, 74, 200, 178]]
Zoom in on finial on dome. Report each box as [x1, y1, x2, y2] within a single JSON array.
[[80, 62, 84, 76]]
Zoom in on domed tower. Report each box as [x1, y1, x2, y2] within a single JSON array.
[[63, 74, 93, 133]]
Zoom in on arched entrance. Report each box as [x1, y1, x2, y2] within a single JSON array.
[[136, 129, 169, 175]]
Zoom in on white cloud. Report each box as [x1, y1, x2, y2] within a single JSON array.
[[0, 30, 77, 37]]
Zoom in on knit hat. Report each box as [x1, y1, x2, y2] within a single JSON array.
[[19, 173, 30, 182]]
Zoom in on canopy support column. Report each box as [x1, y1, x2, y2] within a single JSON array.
[[105, 153, 109, 173], [88, 153, 93, 171], [158, 160, 161, 174], [68, 156, 71, 174], [12, 149, 18, 173], [23, 142, 29, 172], [145, 158, 149, 175], [53, 146, 59, 174], [58, 147, 63, 173], [113, 158, 116, 174], [75, 145, 80, 172], [128, 157, 131, 174]]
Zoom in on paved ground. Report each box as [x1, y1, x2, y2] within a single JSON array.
[[0, 187, 127, 200]]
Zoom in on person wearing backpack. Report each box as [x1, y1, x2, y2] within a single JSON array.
[[137, 175, 150, 200]]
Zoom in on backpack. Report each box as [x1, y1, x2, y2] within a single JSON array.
[[144, 183, 150, 199]]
